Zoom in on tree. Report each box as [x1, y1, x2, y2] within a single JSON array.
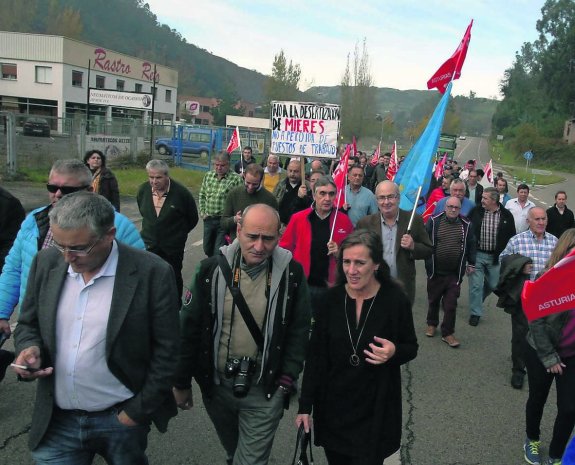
[[210, 94, 246, 126], [339, 38, 374, 141], [45, 1, 83, 39], [264, 50, 301, 107]]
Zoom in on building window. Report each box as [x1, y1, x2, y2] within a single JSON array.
[[165, 89, 172, 102], [1, 63, 17, 80], [35, 66, 52, 84], [135, 83, 143, 93], [116, 79, 125, 91], [96, 75, 105, 89], [72, 70, 83, 87], [202, 105, 211, 113]]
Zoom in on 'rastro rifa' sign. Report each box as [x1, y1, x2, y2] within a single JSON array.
[[89, 89, 153, 110], [270, 101, 340, 158]]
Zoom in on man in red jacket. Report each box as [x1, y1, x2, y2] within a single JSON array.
[[280, 175, 353, 314]]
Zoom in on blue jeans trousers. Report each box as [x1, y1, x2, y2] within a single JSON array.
[[468, 251, 500, 317], [32, 407, 150, 465]]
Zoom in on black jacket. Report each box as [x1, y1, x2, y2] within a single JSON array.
[[465, 183, 483, 205], [425, 212, 476, 284], [494, 253, 532, 314], [546, 204, 575, 239], [469, 204, 516, 264]]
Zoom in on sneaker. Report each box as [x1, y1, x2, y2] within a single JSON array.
[[425, 325, 436, 337], [546, 458, 561, 465], [524, 438, 541, 465]]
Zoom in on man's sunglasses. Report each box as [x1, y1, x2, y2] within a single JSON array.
[[46, 184, 89, 195]]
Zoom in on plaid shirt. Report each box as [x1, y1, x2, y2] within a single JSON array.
[[479, 208, 501, 251], [499, 230, 558, 280], [198, 170, 243, 217]]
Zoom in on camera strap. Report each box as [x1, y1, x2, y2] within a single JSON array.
[[217, 253, 265, 351]]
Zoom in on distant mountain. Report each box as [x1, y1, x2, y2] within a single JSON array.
[[0, 0, 498, 134]]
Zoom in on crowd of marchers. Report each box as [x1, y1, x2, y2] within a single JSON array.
[[0, 146, 574, 465]]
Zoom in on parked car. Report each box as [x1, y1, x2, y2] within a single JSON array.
[[23, 117, 51, 137], [155, 128, 215, 157], [459, 135, 467, 140]]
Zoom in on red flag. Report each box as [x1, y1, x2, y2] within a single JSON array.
[[427, 20, 473, 94], [386, 141, 398, 181], [370, 142, 381, 167], [484, 159, 493, 184], [333, 145, 351, 209], [352, 136, 358, 157], [226, 126, 241, 154], [434, 153, 447, 180], [521, 249, 575, 321]]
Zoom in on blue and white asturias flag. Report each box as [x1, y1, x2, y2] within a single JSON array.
[[394, 82, 453, 212]]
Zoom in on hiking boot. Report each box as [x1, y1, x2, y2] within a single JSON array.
[[523, 438, 541, 465]]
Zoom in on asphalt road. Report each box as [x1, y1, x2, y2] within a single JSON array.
[[0, 138, 572, 464]]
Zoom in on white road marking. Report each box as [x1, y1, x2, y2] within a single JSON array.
[[192, 240, 203, 247]]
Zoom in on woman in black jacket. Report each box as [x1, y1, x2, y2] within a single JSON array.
[[84, 149, 120, 211], [296, 230, 418, 464]]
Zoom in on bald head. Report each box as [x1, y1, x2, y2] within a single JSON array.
[[237, 204, 281, 266]]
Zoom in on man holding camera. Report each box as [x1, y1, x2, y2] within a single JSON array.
[[173, 203, 311, 465]]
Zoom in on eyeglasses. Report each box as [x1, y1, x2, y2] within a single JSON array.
[[446, 205, 461, 210], [46, 184, 90, 195], [53, 237, 102, 256], [376, 194, 398, 202]]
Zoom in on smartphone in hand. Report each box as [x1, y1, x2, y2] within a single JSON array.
[[10, 363, 41, 373]]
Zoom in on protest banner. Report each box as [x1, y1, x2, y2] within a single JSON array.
[[270, 101, 340, 158]]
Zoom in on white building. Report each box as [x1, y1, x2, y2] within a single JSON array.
[[0, 31, 178, 125]]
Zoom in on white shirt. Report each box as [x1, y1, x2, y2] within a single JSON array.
[[505, 198, 536, 233], [54, 241, 134, 411]]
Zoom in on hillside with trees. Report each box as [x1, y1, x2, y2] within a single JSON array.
[[492, 0, 575, 170], [1, 0, 497, 142]]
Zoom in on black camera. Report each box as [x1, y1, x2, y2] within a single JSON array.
[[225, 356, 255, 398]]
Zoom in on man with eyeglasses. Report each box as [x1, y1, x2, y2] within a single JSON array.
[[13, 191, 180, 464], [220, 163, 278, 243], [424, 197, 476, 348], [0, 160, 144, 376], [280, 176, 353, 312], [357, 180, 432, 304]]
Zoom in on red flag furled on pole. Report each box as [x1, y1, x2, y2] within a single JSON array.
[[484, 159, 494, 185], [434, 153, 447, 180], [352, 136, 358, 157], [370, 142, 381, 167], [333, 144, 351, 209], [226, 126, 241, 154], [386, 141, 398, 181], [427, 20, 473, 94], [521, 249, 575, 322]]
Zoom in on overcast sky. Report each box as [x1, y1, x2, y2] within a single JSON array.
[[144, 0, 546, 100]]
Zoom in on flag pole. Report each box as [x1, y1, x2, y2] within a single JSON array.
[[407, 185, 423, 233], [329, 195, 341, 242]]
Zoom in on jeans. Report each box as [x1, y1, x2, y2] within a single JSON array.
[[468, 251, 500, 317], [203, 378, 285, 465], [426, 274, 461, 336], [524, 344, 575, 458], [203, 216, 226, 257], [32, 407, 150, 465]]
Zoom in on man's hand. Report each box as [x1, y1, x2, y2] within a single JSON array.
[[466, 265, 475, 275], [117, 410, 139, 426], [522, 263, 533, 275], [234, 210, 242, 224], [400, 234, 415, 251], [297, 185, 307, 199], [173, 387, 193, 410], [327, 240, 338, 256], [0, 319, 11, 336], [547, 362, 566, 375], [12, 346, 53, 379]]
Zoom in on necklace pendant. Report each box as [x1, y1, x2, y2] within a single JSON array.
[[350, 354, 360, 366]]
